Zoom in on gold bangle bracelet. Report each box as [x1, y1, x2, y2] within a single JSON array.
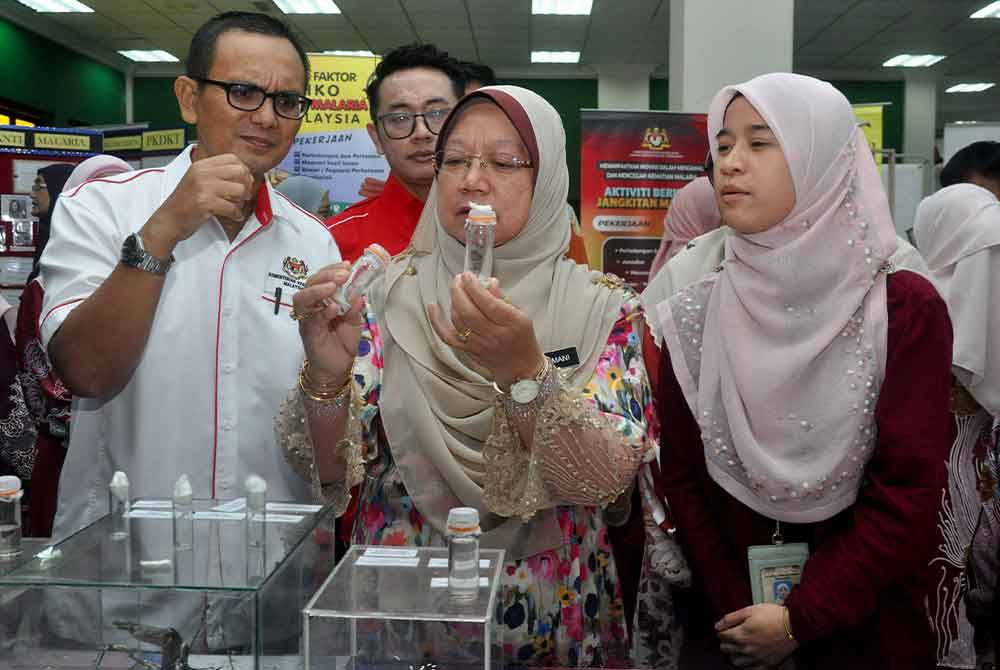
[[298, 361, 350, 404]]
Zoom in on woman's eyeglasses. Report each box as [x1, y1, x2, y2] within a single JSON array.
[[377, 109, 452, 139], [434, 151, 534, 178], [195, 77, 312, 120]]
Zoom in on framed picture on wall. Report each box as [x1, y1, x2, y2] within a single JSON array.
[[1, 194, 31, 222]]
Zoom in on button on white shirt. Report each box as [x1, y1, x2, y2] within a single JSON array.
[[40, 146, 341, 540]]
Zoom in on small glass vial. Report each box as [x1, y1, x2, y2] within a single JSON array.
[[172, 474, 194, 552], [330, 243, 391, 314], [108, 470, 130, 541], [245, 474, 267, 550], [0, 476, 23, 560], [464, 202, 496, 284], [446, 507, 481, 601]]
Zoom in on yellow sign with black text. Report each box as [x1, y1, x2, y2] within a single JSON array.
[[142, 129, 185, 151], [34, 133, 92, 151], [105, 135, 142, 152], [0, 130, 26, 148], [300, 54, 378, 132]]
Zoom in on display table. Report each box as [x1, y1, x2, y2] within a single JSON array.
[[303, 545, 505, 670], [0, 499, 335, 669]]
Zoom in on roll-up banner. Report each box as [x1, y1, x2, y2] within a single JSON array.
[[580, 110, 708, 290], [277, 54, 389, 215], [853, 103, 887, 163]]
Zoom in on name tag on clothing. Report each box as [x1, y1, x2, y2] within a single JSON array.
[[747, 542, 810, 605], [545, 346, 580, 368]]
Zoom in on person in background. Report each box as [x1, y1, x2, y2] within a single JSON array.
[[281, 85, 653, 666], [914, 183, 1000, 668], [39, 11, 339, 545], [30, 165, 76, 269], [940, 141, 1000, 198], [276, 175, 332, 219], [61, 155, 133, 194], [648, 176, 721, 281], [18, 158, 131, 537], [355, 57, 499, 202], [645, 73, 952, 668], [459, 59, 497, 93], [330, 43, 465, 261]]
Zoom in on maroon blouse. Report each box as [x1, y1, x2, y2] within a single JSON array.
[[655, 270, 954, 669]]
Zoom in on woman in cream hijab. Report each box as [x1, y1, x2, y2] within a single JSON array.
[[279, 85, 655, 666], [646, 73, 953, 668]]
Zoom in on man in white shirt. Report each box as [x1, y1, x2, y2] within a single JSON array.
[[40, 11, 340, 540]]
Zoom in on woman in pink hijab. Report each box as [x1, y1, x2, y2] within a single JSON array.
[[645, 73, 953, 668], [647, 176, 721, 279]]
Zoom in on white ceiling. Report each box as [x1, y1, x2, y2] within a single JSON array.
[[3, 0, 1000, 125]]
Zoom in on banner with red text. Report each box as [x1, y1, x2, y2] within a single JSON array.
[[580, 110, 708, 290], [277, 54, 388, 216]]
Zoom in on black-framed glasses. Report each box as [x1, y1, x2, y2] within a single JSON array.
[[377, 108, 452, 139], [195, 77, 312, 120], [434, 151, 534, 178]]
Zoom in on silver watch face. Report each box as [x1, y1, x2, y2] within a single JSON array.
[[121, 233, 171, 274], [511, 379, 541, 404], [121, 234, 142, 266]]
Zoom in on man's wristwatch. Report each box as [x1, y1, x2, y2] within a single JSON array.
[[121, 232, 174, 275]]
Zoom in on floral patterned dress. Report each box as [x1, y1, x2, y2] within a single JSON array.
[[281, 296, 656, 667]]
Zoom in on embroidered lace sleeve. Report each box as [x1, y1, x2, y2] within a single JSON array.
[[275, 303, 383, 516], [483, 297, 657, 520]]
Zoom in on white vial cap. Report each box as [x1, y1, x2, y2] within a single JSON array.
[[467, 202, 496, 222], [364, 243, 391, 264], [109, 471, 129, 491], [245, 474, 267, 511], [0, 476, 21, 496], [173, 474, 193, 505], [447, 507, 480, 534]]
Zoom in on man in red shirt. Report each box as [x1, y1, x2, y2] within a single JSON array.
[[325, 44, 465, 261]]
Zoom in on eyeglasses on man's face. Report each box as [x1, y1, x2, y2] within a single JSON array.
[[195, 77, 313, 120], [434, 151, 534, 178], [377, 108, 452, 140]]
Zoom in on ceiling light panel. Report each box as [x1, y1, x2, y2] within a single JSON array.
[[118, 50, 180, 62], [531, 51, 581, 63], [882, 54, 946, 67], [971, 2, 1000, 18], [272, 0, 341, 14], [15, 0, 93, 11], [946, 83, 996, 93], [532, 0, 593, 15]]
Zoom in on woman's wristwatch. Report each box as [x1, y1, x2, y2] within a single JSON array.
[[494, 356, 555, 420]]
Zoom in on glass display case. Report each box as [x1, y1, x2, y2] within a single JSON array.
[[303, 545, 505, 670], [0, 499, 335, 669]]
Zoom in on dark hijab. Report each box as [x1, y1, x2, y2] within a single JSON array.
[[29, 163, 76, 283]]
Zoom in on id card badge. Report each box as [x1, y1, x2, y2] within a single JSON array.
[[748, 523, 809, 605]]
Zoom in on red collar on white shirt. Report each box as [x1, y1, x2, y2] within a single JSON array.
[[255, 182, 274, 227]]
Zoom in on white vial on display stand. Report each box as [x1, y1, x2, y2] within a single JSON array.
[[329, 243, 391, 314], [108, 470, 130, 541], [172, 474, 194, 552], [446, 506, 481, 601], [245, 474, 267, 550], [464, 202, 496, 285], [0, 476, 23, 560]]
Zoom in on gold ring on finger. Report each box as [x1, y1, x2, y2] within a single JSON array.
[[290, 306, 321, 321], [456, 327, 473, 342]]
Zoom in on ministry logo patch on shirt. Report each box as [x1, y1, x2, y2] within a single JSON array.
[[282, 256, 309, 281]]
